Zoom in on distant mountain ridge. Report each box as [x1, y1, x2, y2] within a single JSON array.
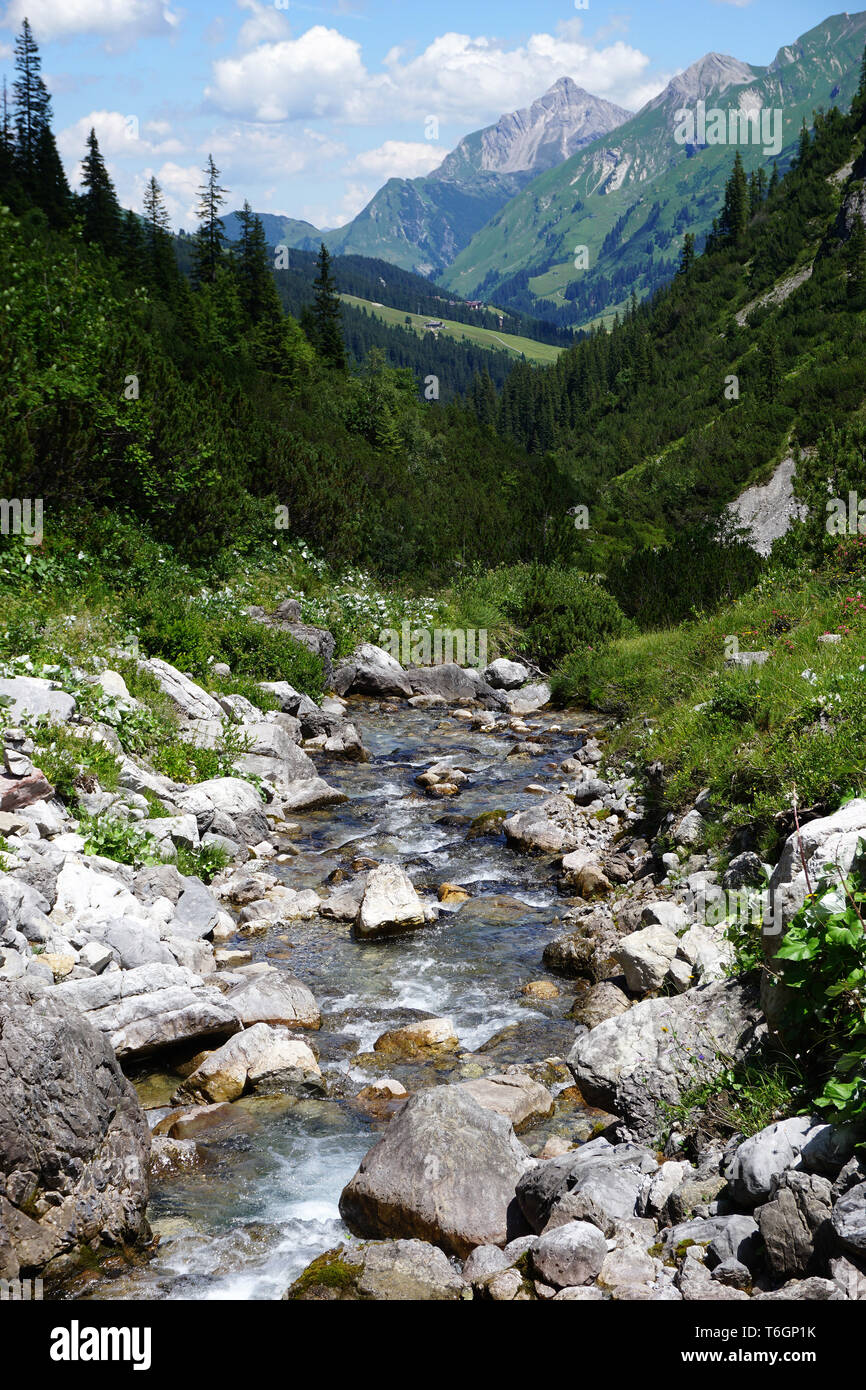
[[225, 79, 631, 275], [440, 10, 866, 325]]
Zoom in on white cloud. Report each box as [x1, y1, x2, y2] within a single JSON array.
[[236, 0, 291, 51], [206, 26, 368, 122], [58, 109, 184, 178], [344, 140, 443, 181], [2, 0, 178, 43], [206, 22, 654, 127]]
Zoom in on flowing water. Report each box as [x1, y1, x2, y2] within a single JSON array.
[[92, 700, 601, 1300]]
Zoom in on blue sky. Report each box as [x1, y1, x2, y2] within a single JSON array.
[[0, 0, 855, 230]]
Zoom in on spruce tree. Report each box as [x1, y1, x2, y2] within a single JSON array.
[[720, 152, 749, 244], [192, 154, 227, 285], [232, 201, 281, 325], [678, 232, 695, 275], [12, 19, 49, 172], [81, 128, 121, 252], [142, 175, 176, 292], [311, 242, 346, 369]]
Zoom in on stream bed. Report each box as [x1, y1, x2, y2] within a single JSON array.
[[92, 700, 603, 1300]]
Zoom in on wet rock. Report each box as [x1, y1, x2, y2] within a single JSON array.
[[407, 664, 499, 705], [438, 882, 470, 905], [287, 1238, 469, 1301], [278, 777, 347, 813], [354, 862, 436, 940], [173, 1023, 322, 1104], [0, 981, 150, 1280], [521, 980, 559, 1000], [373, 1017, 458, 1058], [151, 1102, 239, 1140], [339, 1087, 531, 1258]]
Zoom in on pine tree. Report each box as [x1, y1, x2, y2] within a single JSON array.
[[120, 207, 146, 281], [720, 152, 749, 244], [311, 242, 346, 369], [768, 162, 780, 197], [11, 20, 68, 221], [678, 232, 695, 275], [192, 154, 228, 285], [142, 175, 176, 292], [232, 201, 281, 325], [0, 77, 18, 197], [12, 19, 49, 173], [797, 118, 811, 165], [81, 128, 121, 253]]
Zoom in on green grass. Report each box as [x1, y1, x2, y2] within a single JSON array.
[[553, 550, 866, 852], [340, 294, 563, 365]]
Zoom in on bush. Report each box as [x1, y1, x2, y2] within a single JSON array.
[[606, 521, 765, 629]]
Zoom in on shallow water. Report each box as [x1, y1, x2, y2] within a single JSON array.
[[93, 700, 598, 1300]]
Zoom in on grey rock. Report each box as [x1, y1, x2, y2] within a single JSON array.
[[831, 1180, 866, 1256], [516, 1137, 657, 1233], [568, 978, 765, 1143], [531, 1220, 607, 1288], [51, 961, 241, 1059], [0, 677, 76, 724], [0, 982, 149, 1280], [757, 1171, 833, 1279], [339, 1087, 531, 1258], [725, 1118, 852, 1208]]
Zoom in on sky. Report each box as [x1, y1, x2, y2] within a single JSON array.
[[0, 0, 856, 231]]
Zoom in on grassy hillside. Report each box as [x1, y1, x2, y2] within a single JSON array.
[[340, 294, 564, 366]]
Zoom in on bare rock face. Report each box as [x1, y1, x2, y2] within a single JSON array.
[[0, 983, 150, 1281], [339, 1086, 532, 1258]]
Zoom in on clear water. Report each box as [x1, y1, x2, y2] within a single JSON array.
[[92, 701, 596, 1300]]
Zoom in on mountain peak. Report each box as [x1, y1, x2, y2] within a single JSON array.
[[650, 51, 757, 109]]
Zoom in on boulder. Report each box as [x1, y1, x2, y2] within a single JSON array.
[[531, 1221, 607, 1288], [177, 778, 270, 846], [503, 795, 584, 855], [0, 768, 54, 812], [561, 850, 613, 899], [139, 658, 223, 721], [725, 1118, 853, 1207], [757, 1171, 834, 1279], [406, 664, 500, 706], [355, 863, 435, 940], [454, 1073, 555, 1133], [831, 1180, 866, 1256], [484, 659, 530, 691], [499, 683, 551, 715], [333, 644, 413, 699], [279, 777, 348, 813], [0, 677, 76, 724], [373, 1017, 458, 1058], [287, 1238, 468, 1301], [571, 982, 631, 1029], [339, 1087, 532, 1258], [173, 1023, 322, 1104], [52, 961, 241, 1059], [222, 972, 320, 1029], [768, 798, 866, 930], [0, 982, 150, 1280], [568, 978, 765, 1143], [516, 1138, 657, 1234], [615, 925, 680, 994]]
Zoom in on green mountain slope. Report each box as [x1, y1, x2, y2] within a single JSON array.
[[320, 79, 631, 275], [442, 10, 866, 327]]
